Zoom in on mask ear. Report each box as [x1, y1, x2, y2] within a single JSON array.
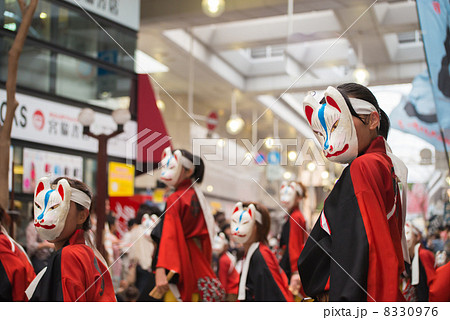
[[173, 150, 182, 162], [161, 147, 171, 161], [324, 86, 348, 114], [55, 179, 71, 203], [35, 177, 51, 197], [303, 94, 320, 125], [247, 204, 257, 219], [233, 202, 243, 214]]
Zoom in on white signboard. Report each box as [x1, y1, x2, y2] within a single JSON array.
[[22, 148, 84, 193], [0, 89, 137, 159], [62, 0, 140, 31]]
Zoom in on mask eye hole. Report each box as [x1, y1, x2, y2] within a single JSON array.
[[232, 219, 238, 223], [313, 130, 323, 137], [242, 221, 249, 225], [49, 204, 60, 211], [330, 119, 340, 133], [35, 202, 42, 210]]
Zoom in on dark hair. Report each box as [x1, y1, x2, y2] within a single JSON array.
[[136, 203, 162, 224], [220, 223, 230, 233], [0, 205, 4, 224], [336, 83, 390, 139], [242, 201, 271, 245], [106, 214, 116, 229], [178, 149, 205, 183], [293, 181, 307, 199], [127, 218, 137, 228], [52, 177, 92, 231], [124, 285, 140, 302]]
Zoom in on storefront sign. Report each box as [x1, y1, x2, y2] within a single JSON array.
[[109, 195, 153, 238], [108, 161, 134, 197], [62, 0, 140, 31], [22, 148, 83, 193], [0, 90, 137, 159]]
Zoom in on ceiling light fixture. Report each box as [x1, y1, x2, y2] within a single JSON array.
[[202, 0, 225, 18], [265, 137, 274, 149], [307, 162, 316, 172], [156, 99, 165, 111], [226, 89, 244, 135], [288, 150, 297, 162], [321, 171, 329, 180], [283, 171, 293, 180], [154, 84, 165, 112]]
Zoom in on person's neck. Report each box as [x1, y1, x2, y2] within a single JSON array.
[[243, 236, 258, 253], [53, 239, 66, 251]]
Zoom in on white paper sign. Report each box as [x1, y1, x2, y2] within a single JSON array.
[[22, 148, 84, 193], [0, 89, 137, 159]]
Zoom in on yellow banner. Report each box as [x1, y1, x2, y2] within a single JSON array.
[[108, 162, 135, 197]]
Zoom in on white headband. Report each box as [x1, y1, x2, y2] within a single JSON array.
[[282, 181, 303, 197], [349, 98, 381, 129], [349, 98, 378, 115], [180, 155, 194, 170], [71, 188, 91, 209], [293, 183, 303, 197]]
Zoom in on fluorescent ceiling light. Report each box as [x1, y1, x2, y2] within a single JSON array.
[[135, 50, 169, 74]]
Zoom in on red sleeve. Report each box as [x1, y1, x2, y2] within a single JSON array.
[[1, 253, 31, 301], [259, 244, 294, 302], [61, 245, 116, 302], [0, 235, 35, 301], [16, 249, 36, 285], [10, 260, 31, 301], [419, 247, 436, 288], [218, 254, 230, 293], [350, 155, 404, 302], [156, 197, 184, 274], [429, 262, 450, 302], [288, 210, 306, 274]]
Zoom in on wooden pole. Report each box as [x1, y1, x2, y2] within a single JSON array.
[[0, 0, 38, 210], [84, 128, 123, 256]]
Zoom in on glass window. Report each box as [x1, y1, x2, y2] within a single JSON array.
[[2, 0, 136, 71], [84, 157, 97, 194], [12, 145, 22, 194], [55, 54, 133, 109], [0, 36, 51, 93]]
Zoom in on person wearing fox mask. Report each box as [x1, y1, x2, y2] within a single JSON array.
[[231, 201, 293, 302], [212, 232, 240, 301], [279, 181, 307, 298], [151, 148, 225, 302], [27, 177, 116, 302], [298, 83, 409, 301], [401, 222, 436, 301]]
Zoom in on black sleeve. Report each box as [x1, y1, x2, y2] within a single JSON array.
[[297, 217, 331, 298], [327, 168, 369, 301], [246, 250, 287, 302], [279, 220, 291, 279], [30, 251, 64, 302], [298, 167, 370, 301], [0, 260, 13, 301]]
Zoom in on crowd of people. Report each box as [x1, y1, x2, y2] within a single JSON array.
[[0, 83, 449, 302]]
